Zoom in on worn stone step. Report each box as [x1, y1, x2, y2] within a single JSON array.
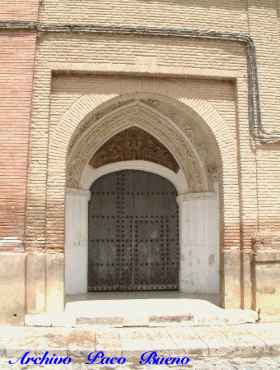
[[25, 310, 258, 328], [25, 298, 258, 328]]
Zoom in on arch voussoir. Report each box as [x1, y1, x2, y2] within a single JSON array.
[[66, 100, 208, 192]]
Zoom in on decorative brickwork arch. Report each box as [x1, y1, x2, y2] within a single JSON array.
[[66, 100, 208, 192], [45, 91, 235, 307], [47, 92, 229, 253]]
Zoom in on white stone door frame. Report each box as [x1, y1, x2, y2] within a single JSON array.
[[65, 161, 219, 297], [80, 161, 188, 194]]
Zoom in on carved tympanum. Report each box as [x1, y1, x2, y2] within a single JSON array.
[[90, 127, 180, 172]]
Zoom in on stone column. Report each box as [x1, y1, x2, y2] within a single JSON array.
[[177, 192, 219, 295], [65, 188, 91, 295]]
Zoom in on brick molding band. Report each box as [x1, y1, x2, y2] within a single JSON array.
[[0, 21, 279, 144]]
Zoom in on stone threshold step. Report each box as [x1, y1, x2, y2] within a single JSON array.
[[25, 309, 258, 328]]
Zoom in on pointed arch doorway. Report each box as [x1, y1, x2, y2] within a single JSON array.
[[88, 169, 179, 292], [65, 102, 220, 304]]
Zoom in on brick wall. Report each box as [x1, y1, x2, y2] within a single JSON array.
[[0, 2, 39, 244], [37, 0, 280, 237], [39, 0, 249, 33], [0, 32, 37, 241], [0, 1, 39, 21], [248, 1, 280, 232]]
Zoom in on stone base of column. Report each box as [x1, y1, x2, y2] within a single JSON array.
[[26, 251, 45, 314], [0, 251, 26, 325], [26, 250, 65, 315], [46, 252, 64, 313], [253, 233, 280, 315], [223, 248, 241, 309]]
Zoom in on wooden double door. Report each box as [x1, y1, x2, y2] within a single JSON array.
[[88, 170, 179, 291]]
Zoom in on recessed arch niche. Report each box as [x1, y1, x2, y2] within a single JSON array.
[[64, 93, 221, 301]]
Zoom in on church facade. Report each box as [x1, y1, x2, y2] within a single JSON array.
[[1, 0, 280, 325]]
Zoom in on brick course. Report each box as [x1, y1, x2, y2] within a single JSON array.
[[0, 1, 39, 21], [0, 32, 37, 242]]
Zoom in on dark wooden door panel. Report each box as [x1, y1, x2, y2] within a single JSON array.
[[134, 219, 166, 289], [88, 170, 179, 291]]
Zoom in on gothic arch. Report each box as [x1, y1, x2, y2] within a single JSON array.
[[49, 91, 230, 196], [47, 92, 228, 256], [58, 93, 223, 298], [66, 100, 208, 192]]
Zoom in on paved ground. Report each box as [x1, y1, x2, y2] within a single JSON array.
[[193, 356, 280, 369], [0, 323, 280, 368], [0, 356, 280, 369]]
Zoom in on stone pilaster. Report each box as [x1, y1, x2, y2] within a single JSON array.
[[65, 188, 91, 295], [177, 192, 220, 296]]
